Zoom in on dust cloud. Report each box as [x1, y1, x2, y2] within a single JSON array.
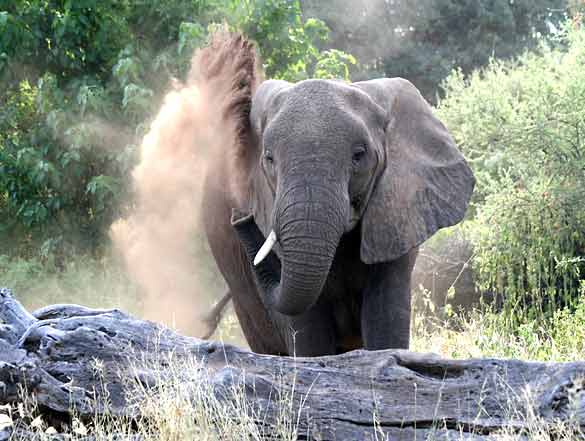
[[110, 45, 237, 337]]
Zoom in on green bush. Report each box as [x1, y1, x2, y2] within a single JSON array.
[[0, 75, 134, 258], [438, 21, 585, 324]]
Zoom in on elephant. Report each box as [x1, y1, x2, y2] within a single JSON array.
[[200, 33, 474, 356]]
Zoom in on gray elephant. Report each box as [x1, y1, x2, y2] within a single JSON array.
[[201, 34, 474, 356]]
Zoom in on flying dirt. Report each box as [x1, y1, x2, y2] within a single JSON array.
[[110, 32, 245, 336]]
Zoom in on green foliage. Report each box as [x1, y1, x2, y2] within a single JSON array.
[[413, 284, 585, 362], [0, 1, 130, 82], [313, 49, 356, 80], [227, 0, 354, 81], [438, 21, 585, 324], [303, 0, 568, 102], [0, 74, 133, 257], [0, 0, 355, 259]]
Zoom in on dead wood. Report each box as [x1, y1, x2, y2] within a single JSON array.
[[1, 287, 584, 440]]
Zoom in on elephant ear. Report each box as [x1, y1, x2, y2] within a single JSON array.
[[247, 79, 291, 240], [354, 78, 475, 264]]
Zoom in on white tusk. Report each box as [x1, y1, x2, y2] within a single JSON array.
[[254, 230, 277, 266]]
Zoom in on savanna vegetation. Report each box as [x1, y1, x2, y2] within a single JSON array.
[[2, 0, 585, 438]]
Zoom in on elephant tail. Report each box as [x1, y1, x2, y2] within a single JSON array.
[[199, 290, 233, 340], [188, 30, 263, 150]]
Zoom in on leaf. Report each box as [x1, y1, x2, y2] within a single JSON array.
[[178, 22, 205, 55], [122, 84, 153, 114], [0, 11, 8, 28], [112, 56, 141, 87]]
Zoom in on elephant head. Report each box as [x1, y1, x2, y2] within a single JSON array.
[[231, 77, 474, 316]]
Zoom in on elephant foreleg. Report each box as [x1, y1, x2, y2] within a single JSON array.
[[361, 248, 418, 350], [286, 304, 337, 356]]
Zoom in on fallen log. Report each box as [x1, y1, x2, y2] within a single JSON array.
[[1, 287, 584, 440]]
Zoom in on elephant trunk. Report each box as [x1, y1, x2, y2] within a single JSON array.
[[233, 184, 346, 316]]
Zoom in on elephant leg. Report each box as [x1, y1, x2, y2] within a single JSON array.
[[361, 248, 418, 350], [230, 297, 286, 355], [285, 305, 336, 356]]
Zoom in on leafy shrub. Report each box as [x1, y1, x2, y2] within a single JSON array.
[[437, 21, 585, 324], [235, 0, 356, 81]]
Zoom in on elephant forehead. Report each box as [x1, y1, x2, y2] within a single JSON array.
[[287, 80, 376, 117], [264, 80, 384, 144], [271, 104, 361, 134], [265, 101, 369, 147], [264, 110, 365, 154], [292, 80, 385, 116]]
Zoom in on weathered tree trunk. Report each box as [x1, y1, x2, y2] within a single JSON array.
[[1, 287, 584, 440]]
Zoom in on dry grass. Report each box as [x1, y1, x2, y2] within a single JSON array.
[[0, 254, 142, 315], [0, 351, 307, 440], [3, 352, 585, 440], [126, 354, 305, 440], [411, 298, 585, 362]]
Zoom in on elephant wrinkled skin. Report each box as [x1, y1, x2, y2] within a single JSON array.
[[200, 34, 474, 356]]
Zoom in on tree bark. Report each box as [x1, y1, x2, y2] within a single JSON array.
[[1, 287, 584, 440]]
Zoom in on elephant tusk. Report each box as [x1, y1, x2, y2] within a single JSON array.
[[254, 230, 277, 266]]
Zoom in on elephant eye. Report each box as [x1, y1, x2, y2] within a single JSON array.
[[352, 145, 367, 165]]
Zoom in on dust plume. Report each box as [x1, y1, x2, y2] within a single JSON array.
[[111, 32, 257, 336]]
